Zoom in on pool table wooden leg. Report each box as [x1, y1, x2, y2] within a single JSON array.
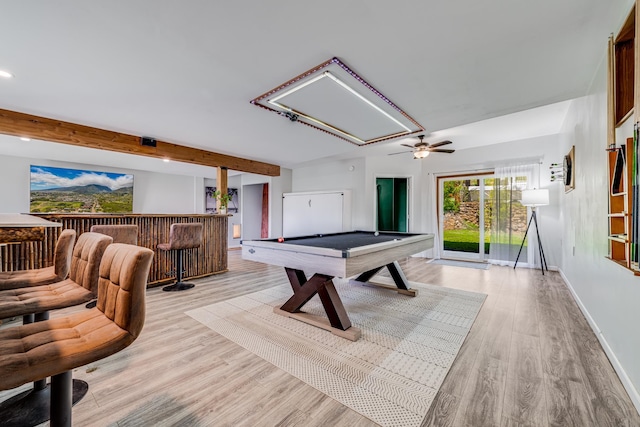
[[281, 268, 352, 331], [353, 261, 417, 296], [386, 261, 410, 290]]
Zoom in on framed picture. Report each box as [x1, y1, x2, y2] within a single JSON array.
[[205, 187, 239, 213], [564, 146, 575, 193], [30, 165, 134, 213]]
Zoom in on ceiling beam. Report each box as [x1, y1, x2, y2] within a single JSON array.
[[0, 108, 280, 176]]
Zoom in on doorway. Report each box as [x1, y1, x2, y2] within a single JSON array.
[[376, 177, 408, 232], [439, 174, 492, 260]]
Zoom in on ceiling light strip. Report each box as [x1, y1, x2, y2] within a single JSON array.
[[331, 58, 424, 130], [269, 102, 366, 144], [251, 57, 425, 145], [268, 73, 327, 104], [323, 71, 412, 133], [268, 70, 412, 135]]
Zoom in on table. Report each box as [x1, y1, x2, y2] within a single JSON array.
[[242, 230, 434, 340], [0, 213, 61, 244]]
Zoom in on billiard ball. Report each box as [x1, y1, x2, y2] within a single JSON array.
[[277, 237, 284, 242]]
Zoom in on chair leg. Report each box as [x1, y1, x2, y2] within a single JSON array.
[[162, 249, 195, 291], [0, 375, 87, 427], [50, 371, 72, 427]]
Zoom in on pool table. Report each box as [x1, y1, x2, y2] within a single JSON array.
[[242, 230, 434, 340]]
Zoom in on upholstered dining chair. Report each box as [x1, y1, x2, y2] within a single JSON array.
[[157, 222, 203, 291], [0, 229, 77, 291], [0, 243, 154, 427], [0, 231, 112, 323], [90, 224, 138, 245]]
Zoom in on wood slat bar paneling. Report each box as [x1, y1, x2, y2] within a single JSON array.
[[0, 214, 229, 286]]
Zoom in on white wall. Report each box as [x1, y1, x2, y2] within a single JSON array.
[[293, 158, 366, 227], [0, 154, 203, 214], [242, 183, 264, 240], [227, 175, 242, 248], [558, 42, 640, 407]]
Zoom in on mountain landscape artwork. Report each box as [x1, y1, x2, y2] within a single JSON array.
[[30, 165, 134, 213]]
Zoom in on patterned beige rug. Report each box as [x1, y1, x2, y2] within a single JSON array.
[[186, 278, 486, 427]]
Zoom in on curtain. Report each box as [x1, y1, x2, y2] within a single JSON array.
[[425, 173, 441, 259], [489, 164, 535, 266]]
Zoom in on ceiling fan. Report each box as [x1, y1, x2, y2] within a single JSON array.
[[389, 135, 455, 159]]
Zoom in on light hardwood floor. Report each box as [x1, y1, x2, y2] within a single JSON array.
[[1, 251, 639, 426]]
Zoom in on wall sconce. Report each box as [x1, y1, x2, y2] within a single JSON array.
[[232, 224, 241, 239]]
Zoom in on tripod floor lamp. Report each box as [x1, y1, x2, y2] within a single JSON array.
[[514, 189, 549, 274]]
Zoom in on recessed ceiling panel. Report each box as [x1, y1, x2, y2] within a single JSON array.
[[251, 57, 424, 145]]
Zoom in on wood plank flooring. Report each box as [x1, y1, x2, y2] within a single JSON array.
[[1, 251, 639, 426]]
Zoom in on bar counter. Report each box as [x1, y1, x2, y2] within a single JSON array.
[[0, 213, 229, 286]]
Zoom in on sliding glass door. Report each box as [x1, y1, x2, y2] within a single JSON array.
[[439, 169, 531, 264], [440, 175, 491, 261]]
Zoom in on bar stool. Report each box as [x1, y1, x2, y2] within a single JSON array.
[[158, 223, 203, 292], [0, 229, 76, 291], [90, 224, 138, 245], [0, 243, 154, 427], [85, 225, 137, 308]]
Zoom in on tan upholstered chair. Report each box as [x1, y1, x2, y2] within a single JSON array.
[[0, 231, 112, 322], [157, 222, 203, 291], [90, 224, 138, 245], [0, 243, 154, 426], [0, 229, 77, 291]]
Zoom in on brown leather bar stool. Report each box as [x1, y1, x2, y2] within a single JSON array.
[[0, 231, 112, 427], [0, 243, 154, 427], [90, 224, 138, 245], [87, 224, 138, 308], [0, 231, 112, 322], [158, 223, 203, 292], [0, 229, 76, 291]]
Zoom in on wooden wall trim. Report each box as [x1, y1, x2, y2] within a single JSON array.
[[609, 34, 617, 148], [0, 108, 280, 177]]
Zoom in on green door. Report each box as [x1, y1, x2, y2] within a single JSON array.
[[376, 178, 408, 232]]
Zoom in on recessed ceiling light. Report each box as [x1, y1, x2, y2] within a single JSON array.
[[19, 137, 31, 141], [163, 158, 170, 163], [0, 70, 14, 79]]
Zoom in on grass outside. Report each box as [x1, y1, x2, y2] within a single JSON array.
[[443, 229, 526, 254]]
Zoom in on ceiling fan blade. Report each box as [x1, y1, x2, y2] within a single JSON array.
[[428, 140, 453, 148], [428, 148, 455, 153], [400, 143, 416, 149], [388, 150, 412, 156]]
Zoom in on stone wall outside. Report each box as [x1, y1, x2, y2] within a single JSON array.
[[444, 201, 527, 233]]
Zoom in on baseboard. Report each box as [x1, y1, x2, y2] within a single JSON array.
[[558, 269, 640, 415]]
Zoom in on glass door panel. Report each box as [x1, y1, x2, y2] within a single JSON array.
[[440, 176, 490, 260]]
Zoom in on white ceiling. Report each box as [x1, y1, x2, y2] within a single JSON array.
[[0, 1, 632, 173]]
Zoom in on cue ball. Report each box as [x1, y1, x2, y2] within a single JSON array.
[[374, 232, 379, 236], [278, 237, 284, 242]]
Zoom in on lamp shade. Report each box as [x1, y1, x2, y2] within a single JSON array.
[[232, 224, 241, 239], [413, 150, 429, 159], [521, 189, 549, 207]]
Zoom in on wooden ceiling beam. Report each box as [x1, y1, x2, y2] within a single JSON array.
[[0, 108, 280, 177]]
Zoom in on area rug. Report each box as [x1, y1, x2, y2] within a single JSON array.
[[429, 258, 490, 270], [186, 279, 486, 427]]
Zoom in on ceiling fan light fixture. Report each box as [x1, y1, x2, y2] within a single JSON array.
[[413, 150, 429, 159]]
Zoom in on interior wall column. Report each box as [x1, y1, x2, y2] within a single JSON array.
[[217, 167, 228, 211]]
